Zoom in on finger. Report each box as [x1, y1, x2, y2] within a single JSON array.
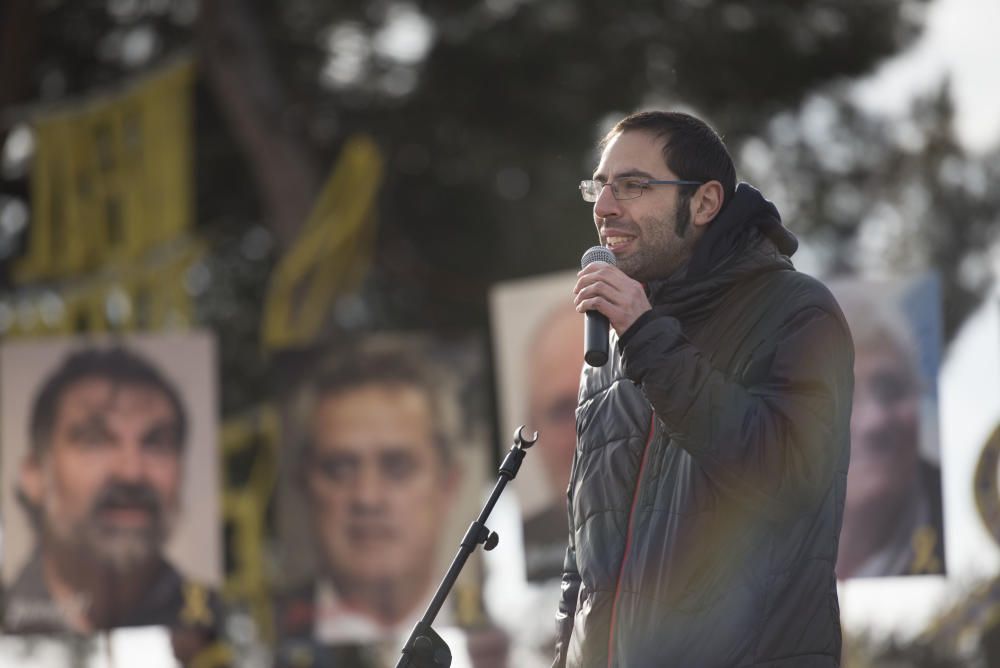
[[573, 274, 598, 297], [577, 262, 622, 281], [574, 272, 607, 296], [574, 278, 620, 302], [575, 268, 626, 297], [574, 281, 625, 309], [574, 296, 618, 319], [589, 267, 633, 296]]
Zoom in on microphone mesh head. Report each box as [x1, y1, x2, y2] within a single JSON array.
[[581, 246, 617, 269]]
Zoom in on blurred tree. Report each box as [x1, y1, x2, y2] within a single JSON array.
[[6, 0, 1000, 661], [737, 86, 1000, 340], [0, 0, 941, 416], [0, 0, 931, 355], [192, 0, 932, 332]]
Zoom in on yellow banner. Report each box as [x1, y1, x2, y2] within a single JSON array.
[[220, 404, 281, 640], [262, 135, 383, 349], [15, 58, 195, 283]]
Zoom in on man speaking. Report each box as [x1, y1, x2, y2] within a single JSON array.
[[555, 111, 854, 667]]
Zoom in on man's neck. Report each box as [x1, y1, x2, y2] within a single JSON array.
[[330, 570, 433, 628], [42, 546, 159, 632]]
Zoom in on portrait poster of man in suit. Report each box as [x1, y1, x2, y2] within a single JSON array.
[[272, 334, 490, 667]]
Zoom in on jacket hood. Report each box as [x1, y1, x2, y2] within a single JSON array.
[[644, 183, 796, 326], [686, 182, 798, 281]]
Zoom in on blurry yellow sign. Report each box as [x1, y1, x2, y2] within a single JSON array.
[[3, 58, 198, 337], [220, 404, 281, 639], [16, 57, 195, 283], [263, 135, 383, 349]]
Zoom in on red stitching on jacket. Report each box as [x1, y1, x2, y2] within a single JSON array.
[[607, 413, 657, 668]]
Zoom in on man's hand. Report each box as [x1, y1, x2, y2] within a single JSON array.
[[573, 262, 651, 335]]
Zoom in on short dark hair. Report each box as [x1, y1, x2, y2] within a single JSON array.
[[29, 346, 188, 459], [303, 347, 454, 468], [602, 111, 737, 206]]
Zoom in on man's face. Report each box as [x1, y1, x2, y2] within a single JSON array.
[[306, 384, 455, 588], [846, 342, 921, 514], [21, 377, 183, 573], [529, 307, 583, 497], [592, 130, 699, 282]]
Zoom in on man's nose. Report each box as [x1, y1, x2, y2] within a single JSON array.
[[851, 391, 893, 439], [593, 183, 622, 220], [351, 465, 385, 510], [112, 441, 147, 482]]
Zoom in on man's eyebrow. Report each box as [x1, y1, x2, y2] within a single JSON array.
[[142, 419, 182, 441], [591, 168, 656, 181], [66, 413, 110, 434]]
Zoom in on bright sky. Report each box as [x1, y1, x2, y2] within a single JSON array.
[[852, 0, 1000, 154]]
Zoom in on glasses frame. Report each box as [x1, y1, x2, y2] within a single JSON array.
[[579, 178, 705, 202]]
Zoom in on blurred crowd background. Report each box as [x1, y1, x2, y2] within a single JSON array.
[[0, 1, 998, 666]]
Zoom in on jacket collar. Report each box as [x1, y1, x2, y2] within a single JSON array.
[[645, 184, 796, 325], [686, 182, 797, 281]]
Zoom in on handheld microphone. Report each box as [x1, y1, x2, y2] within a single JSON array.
[[580, 246, 617, 367]]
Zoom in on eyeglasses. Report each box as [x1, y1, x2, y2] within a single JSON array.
[[579, 177, 704, 202]]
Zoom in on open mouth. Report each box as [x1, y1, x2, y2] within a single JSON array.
[[603, 235, 635, 253], [98, 506, 156, 528], [347, 525, 395, 545]]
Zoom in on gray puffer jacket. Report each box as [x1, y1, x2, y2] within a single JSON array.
[[554, 193, 854, 668]]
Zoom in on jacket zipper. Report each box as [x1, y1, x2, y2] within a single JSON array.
[[607, 413, 657, 668]]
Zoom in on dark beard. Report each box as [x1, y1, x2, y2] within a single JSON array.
[[46, 481, 168, 577], [674, 191, 693, 238]]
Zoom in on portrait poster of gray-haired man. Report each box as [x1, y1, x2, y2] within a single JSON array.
[[831, 274, 945, 579]]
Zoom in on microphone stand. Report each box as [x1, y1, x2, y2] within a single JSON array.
[[394, 425, 539, 668]]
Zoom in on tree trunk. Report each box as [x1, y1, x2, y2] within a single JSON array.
[[196, 0, 321, 248]]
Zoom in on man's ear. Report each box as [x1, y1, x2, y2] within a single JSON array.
[[19, 454, 45, 506], [690, 181, 725, 228]]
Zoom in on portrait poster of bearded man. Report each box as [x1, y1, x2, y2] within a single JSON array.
[[1, 333, 221, 638]]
